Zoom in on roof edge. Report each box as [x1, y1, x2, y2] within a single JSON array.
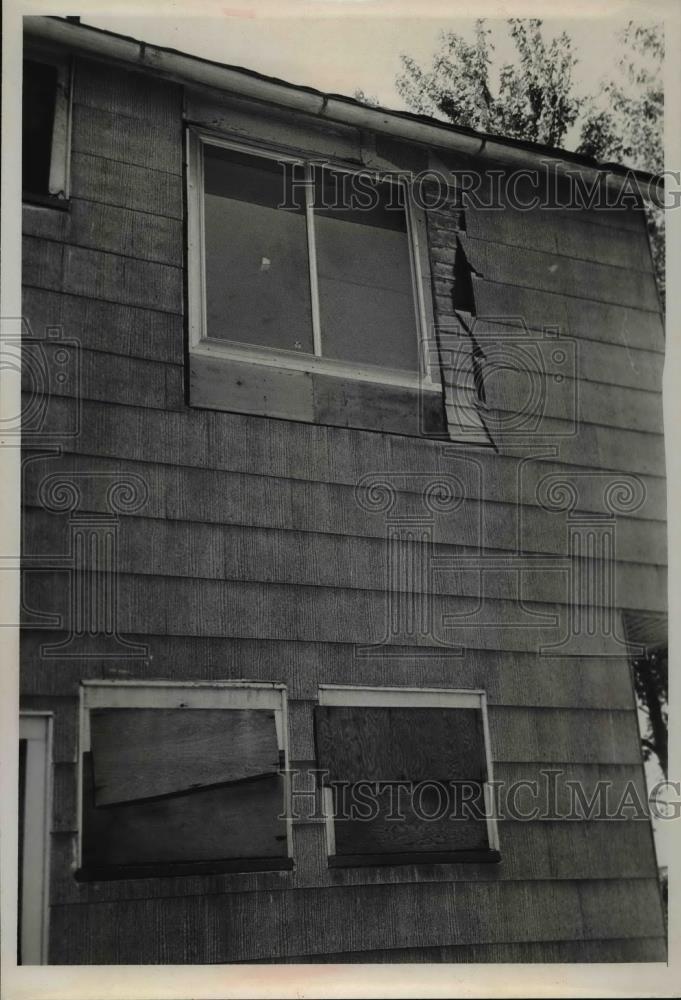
[[25, 15, 663, 204]]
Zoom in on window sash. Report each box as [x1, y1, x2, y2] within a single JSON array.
[[187, 129, 440, 391]]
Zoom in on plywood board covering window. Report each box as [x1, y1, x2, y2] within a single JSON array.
[[78, 682, 291, 879], [314, 686, 499, 866]]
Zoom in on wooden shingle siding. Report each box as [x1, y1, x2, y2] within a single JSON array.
[[70, 153, 183, 218], [470, 278, 664, 353], [47, 878, 663, 964], [23, 202, 184, 266], [459, 234, 659, 312], [22, 288, 185, 364], [22, 397, 667, 521], [21, 508, 667, 614], [22, 456, 667, 565], [464, 202, 656, 271], [20, 632, 641, 709], [20, 50, 665, 963], [71, 103, 183, 175], [248, 937, 667, 962]]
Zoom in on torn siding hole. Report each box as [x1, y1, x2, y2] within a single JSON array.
[[434, 238, 496, 449]]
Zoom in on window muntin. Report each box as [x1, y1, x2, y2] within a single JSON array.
[[22, 54, 71, 203], [314, 686, 499, 866], [189, 130, 435, 390], [78, 682, 291, 878]]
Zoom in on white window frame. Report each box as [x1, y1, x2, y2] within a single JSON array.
[[18, 712, 53, 965], [187, 127, 440, 392], [317, 685, 499, 859], [77, 680, 292, 868], [23, 49, 73, 201]]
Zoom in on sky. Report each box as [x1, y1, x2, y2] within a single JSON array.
[[79, 12, 638, 150]]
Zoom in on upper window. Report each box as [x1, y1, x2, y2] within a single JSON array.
[[77, 682, 291, 880], [22, 54, 71, 204], [188, 131, 432, 389], [314, 686, 500, 867]]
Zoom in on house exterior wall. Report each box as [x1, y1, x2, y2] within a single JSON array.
[[20, 47, 667, 964]]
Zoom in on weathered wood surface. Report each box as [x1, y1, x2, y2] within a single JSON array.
[[464, 202, 655, 271], [82, 756, 287, 866], [48, 805, 658, 904], [314, 706, 486, 782], [22, 386, 666, 478], [22, 508, 667, 613], [71, 103, 183, 175], [459, 233, 659, 312], [330, 781, 490, 856], [22, 288, 185, 364], [243, 936, 667, 963], [19, 308, 661, 435], [47, 876, 664, 963], [72, 58, 182, 125], [470, 276, 664, 353], [22, 458, 668, 567], [19, 570, 664, 657], [23, 237, 183, 313], [293, 700, 642, 766], [20, 631, 639, 710], [185, 88, 362, 163], [23, 201, 184, 266], [90, 707, 280, 804], [21, 399, 667, 519], [70, 153, 183, 219]]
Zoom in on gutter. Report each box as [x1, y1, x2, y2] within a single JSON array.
[[25, 15, 663, 205]]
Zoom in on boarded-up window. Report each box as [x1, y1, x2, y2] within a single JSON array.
[[314, 690, 499, 865], [198, 139, 420, 373], [79, 685, 291, 878]]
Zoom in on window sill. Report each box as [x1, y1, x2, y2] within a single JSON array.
[[189, 351, 448, 438], [22, 191, 70, 211], [328, 849, 501, 868], [75, 857, 294, 881]]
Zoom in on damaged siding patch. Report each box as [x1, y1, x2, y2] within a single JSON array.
[[428, 210, 495, 447]]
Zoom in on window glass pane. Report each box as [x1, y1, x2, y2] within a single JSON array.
[[314, 169, 419, 371], [23, 60, 57, 196], [203, 145, 314, 353]]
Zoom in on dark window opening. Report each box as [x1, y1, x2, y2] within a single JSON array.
[[22, 59, 58, 198]]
